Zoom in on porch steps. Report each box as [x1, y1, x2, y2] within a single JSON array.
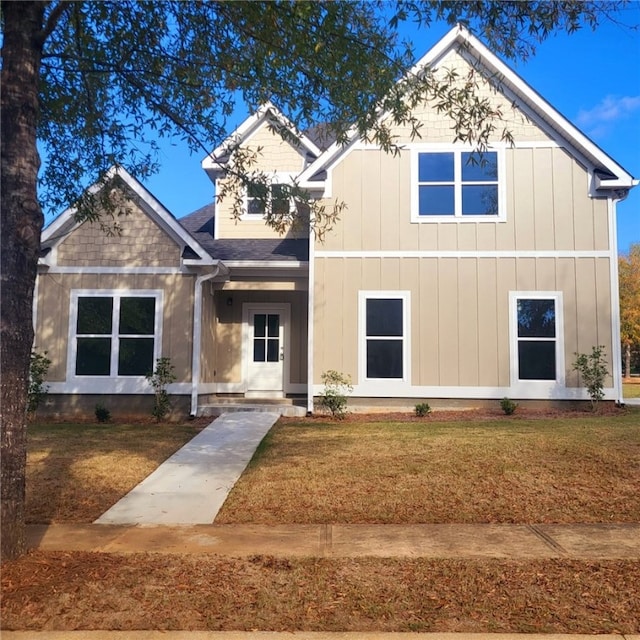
[[198, 401, 307, 418]]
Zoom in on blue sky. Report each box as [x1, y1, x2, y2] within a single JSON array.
[[140, 10, 640, 255]]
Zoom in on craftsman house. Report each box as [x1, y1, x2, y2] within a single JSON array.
[[35, 25, 636, 416]]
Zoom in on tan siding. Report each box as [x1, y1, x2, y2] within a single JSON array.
[[512, 149, 536, 251], [215, 120, 310, 240], [313, 256, 613, 393], [551, 148, 575, 250], [477, 259, 500, 386], [385, 50, 553, 144], [533, 148, 555, 251], [57, 199, 181, 267], [458, 259, 479, 386], [437, 259, 459, 386], [34, 272, 195, 384]]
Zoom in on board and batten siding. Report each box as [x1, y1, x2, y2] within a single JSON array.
[[318, 146, 609, 253], [34, 272, 196, 384], [215, 121, 311, 240], [313, 256, 614, 391]]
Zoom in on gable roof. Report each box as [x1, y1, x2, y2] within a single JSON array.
[[201, 101, 323, 182], [41, 165, 216, 266], [179, 205, 309, 264], [298, 24, 637, 194]]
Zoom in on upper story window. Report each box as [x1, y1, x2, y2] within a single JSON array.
[[411, 148, 505, 222], [69, 290, 162, 378], [246, 181, 292, 217]]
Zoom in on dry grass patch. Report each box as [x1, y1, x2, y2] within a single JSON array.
[[623, 381, 640, 398], [2, 551, 639, 632], [217, 410, 640, 525], [26, 420, 207, 523]]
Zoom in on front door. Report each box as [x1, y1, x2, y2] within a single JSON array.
[[246, 307, 286, 393]]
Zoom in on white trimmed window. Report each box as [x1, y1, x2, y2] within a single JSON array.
[[359, 292, 410, 382], [69, 290, 162, 378], [510, 292, 564, 387], [245, 176, 293, 217], [411, 148, 504, 221]]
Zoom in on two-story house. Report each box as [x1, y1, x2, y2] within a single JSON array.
[[36, 25, 637, 417]]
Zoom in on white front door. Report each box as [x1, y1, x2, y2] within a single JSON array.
[[246, 306, 286, 393]]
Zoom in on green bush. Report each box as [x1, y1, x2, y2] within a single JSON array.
[[573, 346, 609, 411], [319, 370, 353, 419], [95, 403, 111, 423], [146, 357, 177, 422], [500, 397, 517, 415], [28, 350, 51, 415], [415, 402, 431, 417]]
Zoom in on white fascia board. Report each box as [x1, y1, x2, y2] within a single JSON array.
[[202, 102, 322, 178], [224, 260, 309, 270], [300, 24, 636, 191], [453, 30, 636, 188], [40, 165, 215, 267]]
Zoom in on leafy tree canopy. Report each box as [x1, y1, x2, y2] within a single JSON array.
[[34, 0, 625, 229], [620, 243, 640, 350]]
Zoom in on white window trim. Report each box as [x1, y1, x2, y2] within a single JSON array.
[[410, 145, 506, 222], [358, 291, 411, 391], [67, 289, 163, 393], [242, 171, 297, 220], [509, 291, 565, 394]]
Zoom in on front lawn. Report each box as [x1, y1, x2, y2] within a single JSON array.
[[623, 381, 640, 399], [217, 409, 640, 525], [26, 420, 207, 523]]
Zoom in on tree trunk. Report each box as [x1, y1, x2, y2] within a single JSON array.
[[1, 1, 45, 561], [623, 343, 631, 380]]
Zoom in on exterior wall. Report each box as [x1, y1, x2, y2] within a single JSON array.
[[216, 120, 310, 240], [319, 146, 608, 253], [385, 49, 553, 145], [309, 45, 616, 401], [34, 271, 196, 385], [57, 199, 181, 267], [313, 256, 614, 395], [212, 287, 308, 387]]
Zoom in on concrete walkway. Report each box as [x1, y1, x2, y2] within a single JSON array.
[[27, 522, 640, 558], [95, 412, 279, 525]]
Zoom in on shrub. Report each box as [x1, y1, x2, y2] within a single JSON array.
[[572, 345, 609, 411], [500, 397, 518, 415], [146, 356, 177, 422], [28, 350, 51, 415], [319, 370, 353, 419], [95, 403, 111, 423], [415, 402, 431, 417]]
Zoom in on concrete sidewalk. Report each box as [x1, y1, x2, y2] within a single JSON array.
[[95, 412, 279, 525], [27, 522, 640, 558]]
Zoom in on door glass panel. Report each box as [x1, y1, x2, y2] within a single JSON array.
[[253, 340, 266, 362], [254, 314, 266, 338], [267, 338, 279, 362], [267, 314, 279, 337]]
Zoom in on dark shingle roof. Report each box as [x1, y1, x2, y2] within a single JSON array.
[[179, 204, 309, 263]]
